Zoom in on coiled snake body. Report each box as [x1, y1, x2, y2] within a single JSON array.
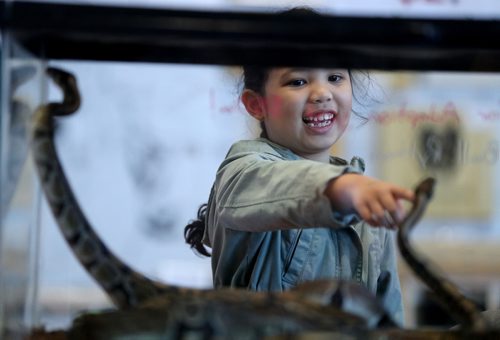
[[30, 68, 495, 338]]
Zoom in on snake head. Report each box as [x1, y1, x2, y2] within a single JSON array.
[[415, 177, 436, 200], [46, 67, 81, 116], [46, 67, 75, 86]]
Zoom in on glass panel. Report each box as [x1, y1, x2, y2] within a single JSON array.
[[0, 34, 46, 338], [20, 61, 499, 331], [1, 1, 500, 337]]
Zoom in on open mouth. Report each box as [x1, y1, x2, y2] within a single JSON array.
[[302, 112, 336, 128]]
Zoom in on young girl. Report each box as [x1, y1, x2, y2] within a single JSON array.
[[185, 65, 415, 325]]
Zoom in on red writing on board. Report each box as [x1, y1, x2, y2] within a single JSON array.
[[369, 102, 460, 127]]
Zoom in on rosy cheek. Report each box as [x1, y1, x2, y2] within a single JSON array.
[[338, 111, 351, 131], [265, 95, 286, 118], [337, 94, 352, 126]]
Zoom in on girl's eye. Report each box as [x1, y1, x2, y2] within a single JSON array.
[[286, 79, 307, 87], [328, 75, 343, 82]]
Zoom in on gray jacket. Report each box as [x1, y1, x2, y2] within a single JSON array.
[[203, 138, 404, 324]]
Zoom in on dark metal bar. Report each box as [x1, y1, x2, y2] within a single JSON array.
[[1, 1, 500, 71]]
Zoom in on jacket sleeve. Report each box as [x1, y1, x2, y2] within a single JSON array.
[[214, 150, 360, 232], [376, 230, 405, 326]]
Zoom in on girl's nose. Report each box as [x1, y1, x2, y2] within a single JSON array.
[[309, 85, 333, 103]]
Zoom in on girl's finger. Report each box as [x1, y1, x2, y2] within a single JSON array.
[[379, 191, 398, 214], [391, 186, 415, 202], [367, 200, 385, 226], [393, 199, 411, 223], [356, 204, 373, 225]]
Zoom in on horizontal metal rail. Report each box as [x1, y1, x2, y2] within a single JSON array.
[[1, 1, 500, 70]]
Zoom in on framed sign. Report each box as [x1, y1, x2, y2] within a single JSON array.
[[378, 108, 495, 218]]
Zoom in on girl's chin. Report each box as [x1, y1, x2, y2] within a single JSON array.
[[305, 131, 339, 145], [303, 139, 337, 153]]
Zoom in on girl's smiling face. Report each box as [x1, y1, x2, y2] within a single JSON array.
[[243, 68, 352, 162]]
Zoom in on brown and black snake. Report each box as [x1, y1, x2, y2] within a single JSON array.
[[30, 67, 497, 339]]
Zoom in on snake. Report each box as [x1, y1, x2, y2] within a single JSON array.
[[30, 67, 492, 338], [397, 177, 488, 332]]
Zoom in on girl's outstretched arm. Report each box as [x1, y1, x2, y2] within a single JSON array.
[[324, 174, 415, 229]]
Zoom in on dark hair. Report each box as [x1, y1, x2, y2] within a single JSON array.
[[241, 66, 270, 137], [184, 203, 211, 257]]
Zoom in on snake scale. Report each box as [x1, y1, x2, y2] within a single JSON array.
[[30, 67, 495, 339]]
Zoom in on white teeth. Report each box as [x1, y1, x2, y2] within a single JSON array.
[[303, 113, 335, 122], [306, 120, 332, 128]]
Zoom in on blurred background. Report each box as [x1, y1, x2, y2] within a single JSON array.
[[1, 0, 500, 335]]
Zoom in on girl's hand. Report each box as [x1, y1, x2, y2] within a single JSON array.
[[324, 174, 415, 229]]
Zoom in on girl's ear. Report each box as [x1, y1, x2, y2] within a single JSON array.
[[241, 89, 266, 121]]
